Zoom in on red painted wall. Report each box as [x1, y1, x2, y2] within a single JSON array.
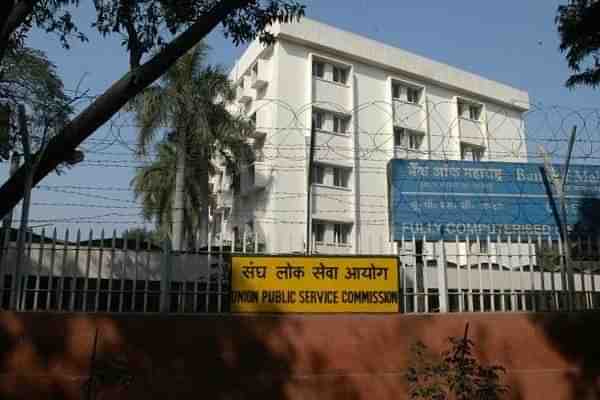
[[0, 312, 599, 399]]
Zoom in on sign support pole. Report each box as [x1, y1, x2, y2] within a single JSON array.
[[540, 126, 577, 310], [438, 235, 449, 313]]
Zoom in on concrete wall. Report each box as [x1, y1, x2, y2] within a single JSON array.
[[0, 311, 599, 399]]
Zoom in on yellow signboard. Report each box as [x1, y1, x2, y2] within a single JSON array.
[[231, 256, 399, 313]]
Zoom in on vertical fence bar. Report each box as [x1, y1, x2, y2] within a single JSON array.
[[32, 228, 45, 311], [466, 235, 474, 312], [412, 235, 418, 312], [18, 230, 32, 310], [400, 233, 407, 312], [557, 233, 566, 311], [219, 231, 225, 313], [490, 234, 499, 312], [421, 234, 428, 312], [546, 235, 559, 310], [577, 235, 585, 309], [536, 234, 546, 311], [57, 229, 69, 311], [95, 229, 105, 312], [143, 236, 151, 312], [455, 234, 463, 312], [107, 230, 116, 312], [476, 235, 484, 311], [526, 235, 535, 311], [517, 234, 524, 311], [494, 234, 510, 311], [46, 228, 57, 310], [83, 229, 93, 312], [506, 235, 516, 311], [160, 239, 171, 313], [0, 227, 9, 307], [132, 231, 140, 312], [70, 229, 81, 311], [119, 231, 127, 313], [437, 238, 448, 313]]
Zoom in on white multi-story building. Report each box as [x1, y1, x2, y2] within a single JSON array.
[[212, 18, 529, 256]]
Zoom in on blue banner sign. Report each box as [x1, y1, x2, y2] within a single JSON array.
[[388, 159, 600, 240]]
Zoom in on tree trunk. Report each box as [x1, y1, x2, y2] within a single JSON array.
[[0, 0, 251, 220], [198, 154, 210, 249], [172, 136, 186, 251]]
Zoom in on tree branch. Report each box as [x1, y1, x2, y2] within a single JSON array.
[[0, 0, 252, 219], [0, 0, 39, 66]]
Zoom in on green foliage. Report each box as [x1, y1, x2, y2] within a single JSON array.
[[556, 0, 600, 88], [130, 43, 252, 240], [406, 324, 508, 400], [131, 140, 206, 241], [0, 46, 72, 161], [92, 0, 304, 66]]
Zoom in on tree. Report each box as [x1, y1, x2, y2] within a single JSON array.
[[131, 140, 207, 247], [556, 0, 600, 88], [0, 46, 73, 162], [131, 42, 252, 250], [0, 0, 305, 220]]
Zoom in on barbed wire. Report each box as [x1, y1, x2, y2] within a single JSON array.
[[4, 97, 600, 233]]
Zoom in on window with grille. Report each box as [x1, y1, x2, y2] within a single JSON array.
[[312, 222, 325, 243], [458, 100, 482, 121], [394, 127, 423, 150], [312, 164, 325, 184], [313, 111, 323, 130], [406, 87, 421, 104], [333, 167, 350, 188], [392, 82, 422, 104], [333, 115, 349, 133], [461, 143, 485, 161], [333, 66, 348, 84], [312, 60, 324, 78], [333, 224, 351, 244]]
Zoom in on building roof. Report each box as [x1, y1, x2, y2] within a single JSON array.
[[232, 17, 529, 111]]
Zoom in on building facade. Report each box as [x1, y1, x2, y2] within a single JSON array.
[[211, 18, 530, 256]]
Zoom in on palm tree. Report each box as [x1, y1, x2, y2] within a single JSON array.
[[131, 140, 209, 246], [130, 42, 251, 250]]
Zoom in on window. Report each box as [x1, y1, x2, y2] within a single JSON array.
[[469, 105, 481, 121], [469, 240, 489, 254], [312, 222, 325, 243], [392, 82, 422, 104], [312, 60, 324, 78], [461, 144, 485, 161], [458, 100, 482, 121], [394, 127, 423, 150], [334, 224, 351, 245], [313, 111, 323, 130], [250, 112, 257, 125], [252, 63, 258, 75], [333, 167, 350, 188], [480, 240, 489, 254], [333, 66, 348, 84], [392, 83, 402, 99], [406, 87, 421, 104], [312, 164, 325, 184], [333, 116, 349, 134], [239, 78, 245, 89]]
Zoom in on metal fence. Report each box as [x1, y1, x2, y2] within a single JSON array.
[[1, 227, 599, 314]]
